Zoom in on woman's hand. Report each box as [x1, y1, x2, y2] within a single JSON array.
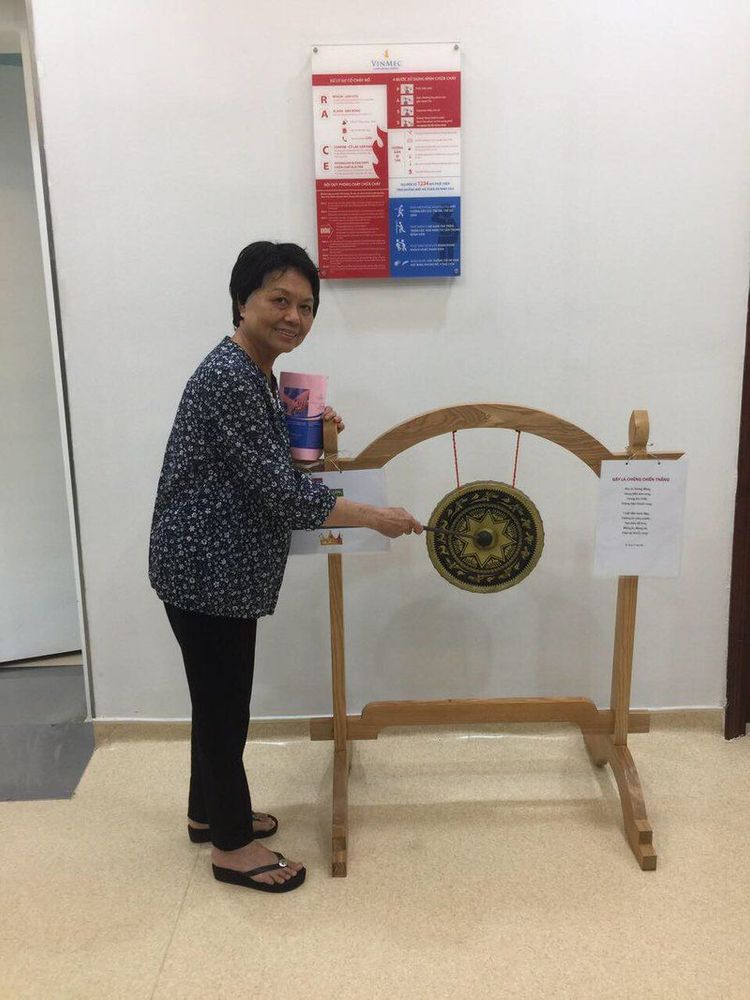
[[323, 498, 423, 538], [369, 506, 423, 539], [323, 406, 345, 432]]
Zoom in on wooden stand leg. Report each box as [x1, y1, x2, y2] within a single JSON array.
[[612, 576, 638, 746], [328, 552, 349, 877], [332, 744, 349, 877], [595, 574, 657, 869]]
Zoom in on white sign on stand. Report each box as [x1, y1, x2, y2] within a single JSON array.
[[594, 460, 688, 577], [290, 469, 390, 555]]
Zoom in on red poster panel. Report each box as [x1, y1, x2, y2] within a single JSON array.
[[386, 73, 461, 130], [316, 179, 389, 279]]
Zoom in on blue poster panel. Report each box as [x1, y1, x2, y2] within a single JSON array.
[[389, 196, 461, 277]]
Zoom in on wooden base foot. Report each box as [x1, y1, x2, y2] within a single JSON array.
[[332, 745, 349, 877], [608, 742, 657, 870], [583, 732, 657, 870]]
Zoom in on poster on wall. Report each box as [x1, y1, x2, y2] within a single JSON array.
[[312, 42, 461, 280]]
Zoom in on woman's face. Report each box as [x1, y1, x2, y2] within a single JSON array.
[[237, 268, 315, 362]]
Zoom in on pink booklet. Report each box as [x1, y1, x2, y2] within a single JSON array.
[[279, 371, 328, 460]]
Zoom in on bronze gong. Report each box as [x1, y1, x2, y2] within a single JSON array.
[[426, 480, 544, 593]]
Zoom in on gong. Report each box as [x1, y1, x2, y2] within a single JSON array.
[[426, 480, 544, 593]]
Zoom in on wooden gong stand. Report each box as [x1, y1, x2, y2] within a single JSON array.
[[308, 404, 683, 876]]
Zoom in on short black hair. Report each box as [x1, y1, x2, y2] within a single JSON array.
[[229, 241, 320, 327]]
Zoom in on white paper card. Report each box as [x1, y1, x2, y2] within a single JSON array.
[[289, 470, 390, 555], [594, 460, 687, 577]]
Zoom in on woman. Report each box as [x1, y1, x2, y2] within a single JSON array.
[[149, 241, 422, 893]]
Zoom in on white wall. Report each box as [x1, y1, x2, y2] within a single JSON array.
[[0, 46, 79, 661], [26, 0, 750, 718]]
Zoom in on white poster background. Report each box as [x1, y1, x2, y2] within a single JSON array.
[[311, 42, 460, 74], [312, 84, 387, 180], [290, 469, 390, 555], [388, 127, 461, 198], [594, 460, 688, 577]]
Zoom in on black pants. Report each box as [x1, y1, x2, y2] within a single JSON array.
[[165, 602, 258, 851]]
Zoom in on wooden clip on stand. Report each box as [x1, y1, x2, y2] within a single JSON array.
[[310, 406, 683, 876]]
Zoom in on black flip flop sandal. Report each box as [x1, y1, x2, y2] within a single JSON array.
[[212, 852, 306, 893], [188, 812, 279, 843]]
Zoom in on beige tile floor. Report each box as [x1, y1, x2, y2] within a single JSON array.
[[2, 712, 749, 1000]]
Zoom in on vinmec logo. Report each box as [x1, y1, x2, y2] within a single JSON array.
[[371, 48, 402, 69]]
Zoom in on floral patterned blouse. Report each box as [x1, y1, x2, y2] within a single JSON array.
[[149, 337, 336, 618]]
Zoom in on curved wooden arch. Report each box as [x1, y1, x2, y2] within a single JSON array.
[[352, 403, 612, 474], [326, 403, 681, 477]]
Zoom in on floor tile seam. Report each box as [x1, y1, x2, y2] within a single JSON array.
[[148, 848, 202, 1000]]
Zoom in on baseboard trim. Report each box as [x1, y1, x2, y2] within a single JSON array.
[[93, 707, 725, 745]]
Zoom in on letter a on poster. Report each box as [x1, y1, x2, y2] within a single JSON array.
[[594, 460, 688, 577], [312, 42, 461, 279]]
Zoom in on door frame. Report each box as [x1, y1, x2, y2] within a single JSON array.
[[725, 282, 750, 739], [6, 6, 95, 717]]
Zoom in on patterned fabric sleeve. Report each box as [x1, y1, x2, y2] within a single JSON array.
[[198, 363, 336, 531]]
